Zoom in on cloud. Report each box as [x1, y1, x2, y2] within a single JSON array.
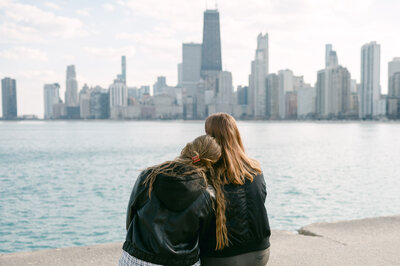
[[17, 70, 60, 82], [0, 46, 48, 61], [84, 46, 136, 58], [76, 9, 90, 17], [0, 22, 44, 43], [102, 3, 115, 12], [0, 1, 88, 41], [43, 2, 61, 10]]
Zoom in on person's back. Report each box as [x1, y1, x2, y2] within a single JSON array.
[[200, 113, 271, 266], [200, 172, 270, 262], [120, 135, 222, 266], [123, 164, 214, 266]]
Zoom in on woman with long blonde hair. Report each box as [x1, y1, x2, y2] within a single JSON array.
[[119, 135, 229, 266], [200, 113, 271, 266]]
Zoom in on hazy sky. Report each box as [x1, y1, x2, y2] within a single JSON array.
[[1, 0, 400, 117]]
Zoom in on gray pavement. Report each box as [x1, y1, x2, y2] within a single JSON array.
[[0, 242, 122, 266], [1, 215, 400, 265]]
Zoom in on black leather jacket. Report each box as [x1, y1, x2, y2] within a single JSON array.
[[200, 172, 271, 258], [122, 164, 215, 266]]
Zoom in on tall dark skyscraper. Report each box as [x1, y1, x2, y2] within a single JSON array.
[[201, 9, 222, 73], [1, 77, 17, 119]]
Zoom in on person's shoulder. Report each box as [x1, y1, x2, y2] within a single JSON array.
[[136, 168, 152, 182]]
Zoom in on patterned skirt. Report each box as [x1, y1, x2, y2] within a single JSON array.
[[118, 250, 201, 266]]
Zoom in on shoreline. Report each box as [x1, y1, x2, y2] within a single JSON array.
[[1, 214, 400, 265]]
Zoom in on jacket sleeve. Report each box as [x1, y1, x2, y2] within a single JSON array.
[[126, 170, 149, 230], [199, 186, 216, 251], [259, 172, 267, 202]]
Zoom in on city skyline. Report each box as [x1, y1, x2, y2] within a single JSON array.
[[1, 0, 400, 117]]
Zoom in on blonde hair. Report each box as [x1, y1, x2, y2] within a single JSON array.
[[205, 113, 262, 185], [143, 135, 229, 250]]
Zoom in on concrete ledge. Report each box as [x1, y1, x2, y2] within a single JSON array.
[[0, 242, 122, 266], [1, 215, 400, 266]]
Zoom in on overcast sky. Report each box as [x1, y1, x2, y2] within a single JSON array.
[[1, 0, 400, 117]]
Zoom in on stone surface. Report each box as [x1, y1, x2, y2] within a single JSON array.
[[297, 215, 400, 265], [1, 215, 400, 266], [0, 242, 122, 266]]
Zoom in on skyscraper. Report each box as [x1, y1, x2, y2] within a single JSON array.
[[325, 44, 333, 68], [65, 65, 79, 107], [90, 87, 110, 119], [278, 69, 294, 119], [79, 84, 91, 119], [109, 79, 127, 108], [1, 77, 17, 119], [249, 33, 269, 118], [182, 43, 202, 97], [153, 76, 167, 96], [297, 85, 316, 119], [43, 83, 60, 119], [360, 41, 381, 119], [317, 46, 351, 118], [201, 9, 222, 73], [388, 58, 400, 97], [266, 73, 280, 119], [117, 56, 127, 85]]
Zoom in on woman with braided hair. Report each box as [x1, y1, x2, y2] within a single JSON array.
[[119, 135, 229, 266]]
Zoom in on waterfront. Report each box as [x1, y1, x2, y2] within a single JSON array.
[[1, 121, 400, 253]]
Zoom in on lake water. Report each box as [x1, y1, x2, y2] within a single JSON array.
[[1, 121, 400, 253]]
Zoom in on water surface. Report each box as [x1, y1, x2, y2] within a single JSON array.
[[1, 121, 399, 253]]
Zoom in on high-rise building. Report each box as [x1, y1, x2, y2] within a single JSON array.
[[388, 58, 400, 97], [327, 50, 338, 68], [285, 91, 297, 119], [216, 71, 233, 105], [1, 77, 17, 119], [360, 41, 381, 119], [325, 44, 333, 68], [90, 87, 109, 119], [117, 56, 127, 85], [293, 75, 305, 91], [390, 72, 400, 97], [317, 46, 352, 118], [182, 43, 202, 97], [201, 9, 222, 73], [278, 69, 294, 119], [316, 67, 351, 118], [109, 79, 127, 108], [329, 66, 351, 117], [153, 76, 167, 96], [79, 84, 92, 119], [266, 73, 280, 119], [351, 79, 358, 93], [297, 85, 316, 119], [177, 63, 182, 87], [316, 69, 327, 117], [249, 33, 269, 118], [237, 86, 248, 105], [137, 86, 150, 99], [348, 92, 359, 118], [43, 83, 60, 119], [65, 65, 79, 107]]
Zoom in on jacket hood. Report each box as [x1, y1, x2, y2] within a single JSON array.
[[153, 164, 207, 212]]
